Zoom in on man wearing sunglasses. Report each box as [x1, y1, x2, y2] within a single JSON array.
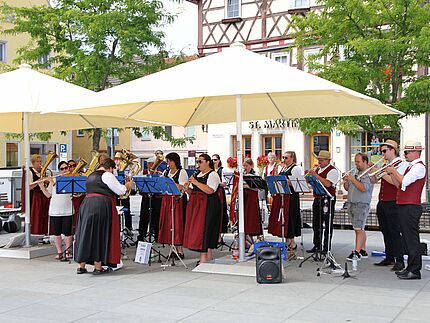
[[386, 141, 427, 280], [372, 140, 408, 272]]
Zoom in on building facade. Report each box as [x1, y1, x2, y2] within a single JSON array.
[[188, 0, 427, 192]]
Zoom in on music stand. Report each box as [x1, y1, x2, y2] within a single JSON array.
[[266, 176, 291, 249], [157, 177, 187, 270], [134, 175, 167, 265], [56, 176, 86, 263], [289, 175, 311, 260]]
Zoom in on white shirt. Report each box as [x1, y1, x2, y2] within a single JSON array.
[[102, 172, 127, 195], [263, 163, 281, 178], [48, 179, 74, 217], [390, 157, 409, 175], [195, 170, 220, 192], [318, 164, 340, 187], [166, 169, 189, 185], [281, 164, 304, 177], [399, 158, 426, 191]]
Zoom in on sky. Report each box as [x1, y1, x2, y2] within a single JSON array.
[[161, 0, 198, 55]]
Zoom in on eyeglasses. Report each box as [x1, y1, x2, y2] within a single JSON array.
[[282, 156, 288, 159], [60, 166, 69, 171], [404, 151, 416, 155], [212, 158, 218, 161], [197, 160, 203, 164], [68, 164, 76, 167]]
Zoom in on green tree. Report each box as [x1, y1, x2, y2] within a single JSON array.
[[291, 0, 430, 135], [1, 0, 193, 149]]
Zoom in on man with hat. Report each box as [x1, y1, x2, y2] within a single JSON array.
[[307, 150, 340, 254], [372, 140, 408, 271], [386, 141, 426, 280]]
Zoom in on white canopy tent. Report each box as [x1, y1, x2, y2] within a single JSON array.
[[0, 64, 157, 247], [51, 43, 402, 260]]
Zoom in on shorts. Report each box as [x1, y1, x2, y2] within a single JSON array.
[[347, 202, 370, 230], [50, 216, 73, 236]]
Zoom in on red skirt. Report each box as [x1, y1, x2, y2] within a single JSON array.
[[183, 191, 220, 252], [216, 186, 228, 233], [30, 190, 50, 235], [268, 194, 290, 237], [107, 196, 121, 266], [158, 195, 186, 245], [244, 189, 262, 236]]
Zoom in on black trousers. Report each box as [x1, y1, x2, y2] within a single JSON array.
[[376, 201, 404, 263], [117, 197, 132, 230], [312, 197, 336, 251], [138, 195, 162, 242], [398, 204, 422, 274]]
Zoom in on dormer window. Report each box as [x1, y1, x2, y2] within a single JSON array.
[[226, 0, 241, 18]]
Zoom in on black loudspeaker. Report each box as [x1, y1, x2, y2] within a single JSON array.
[[0, 218, 2, 232], [3, 214, 21, 233], [256, 247, 282, 284]]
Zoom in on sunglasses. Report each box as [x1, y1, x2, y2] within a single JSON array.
[[197, 160, 204, 164], [68, 164, 76, 167], [404, 151, 416, 155], [212, 158, 218, 161], [282, 156, 288, 159], [60, 166, 69, 171]]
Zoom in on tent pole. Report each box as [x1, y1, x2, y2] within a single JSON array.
[[236, 95, 245, 261], [23, 112, 31, 247]]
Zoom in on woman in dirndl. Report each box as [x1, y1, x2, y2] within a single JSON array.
[[183, 154, 221, 265], [158, 152, 188, 259], [74, 158, 132, 275], [269, 151, 303, 250], [242, 158, 263, 238], [212, 154, 229, 235]]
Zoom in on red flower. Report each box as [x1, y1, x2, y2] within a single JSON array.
[[257, 155, 268, 168], [227, 156, 238, 168]]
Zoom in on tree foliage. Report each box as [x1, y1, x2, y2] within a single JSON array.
[[291, 0, 430, 135], [1, 0, 193, 149]]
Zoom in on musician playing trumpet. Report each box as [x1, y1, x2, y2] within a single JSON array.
[[343, 153, 374, 261], [158, 152, 189, 259], [371, 140, 408, 271]]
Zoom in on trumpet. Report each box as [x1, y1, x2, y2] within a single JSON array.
[[356, 156, 385, 180], [368, 159, 402, 180], [340, 168, 357, 184]]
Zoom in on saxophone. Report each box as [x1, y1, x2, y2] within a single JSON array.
[[119, 149, 141, 199]]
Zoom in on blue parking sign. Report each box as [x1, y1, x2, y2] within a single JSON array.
[[60, 144, 67, 153]]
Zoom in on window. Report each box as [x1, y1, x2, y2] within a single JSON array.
[[226, 0, 241, 18], [38, 54, 51, 68], [262, 135, 282, 159], [232, 135, 252, 158], [272, 52, 290, 66], [350, 130, 400, 168], [185, 126, 195, 138], [6, 142, 19, 167], [76, 129, 85, 137], [0, 42, 6, 62], [30, 143, 58, 171], [291, 0, 310, 9], [164, 126, 173, 139], [303, 48, 324, 73]]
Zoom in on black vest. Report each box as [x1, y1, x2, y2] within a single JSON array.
[[86, 170, 115, 197]]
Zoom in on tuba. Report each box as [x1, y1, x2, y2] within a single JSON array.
[[119, 149, 141, 199], [70, 158, 87, 175], [149, 152, 164, 174], [82, 153, 100, 177], [40, 150, 58, 178]]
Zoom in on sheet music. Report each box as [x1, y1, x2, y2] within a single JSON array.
[[289, 175, 311, 193]]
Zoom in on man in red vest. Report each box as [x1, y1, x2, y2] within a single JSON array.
[[307, 150, 340, 254], [386, 141, 426, 280], [372, 140, 408, 271]]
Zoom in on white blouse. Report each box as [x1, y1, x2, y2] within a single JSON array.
[[48, 179, 74, 217]]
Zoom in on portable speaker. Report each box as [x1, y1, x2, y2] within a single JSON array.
[[256, 246, 282, 284], [3, 214, 21, 233]]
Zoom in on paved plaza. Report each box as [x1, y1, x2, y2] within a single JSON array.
[[1, 196, 430, 322]]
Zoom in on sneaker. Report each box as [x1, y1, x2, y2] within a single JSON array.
[[359, 250, 368, 258], [346, 251, 361, 261]]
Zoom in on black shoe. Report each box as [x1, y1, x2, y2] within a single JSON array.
[[346, 251, 361, 262], [359, 250, 368, 259], [374, 258, 394, 266], [391, 262, 405, 272], [395, 269, 409, 276], [398, 272, 421, 280], [93, 268, 108, 275], [76, 267, 88, 274], [306, 246, 318, 253]]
